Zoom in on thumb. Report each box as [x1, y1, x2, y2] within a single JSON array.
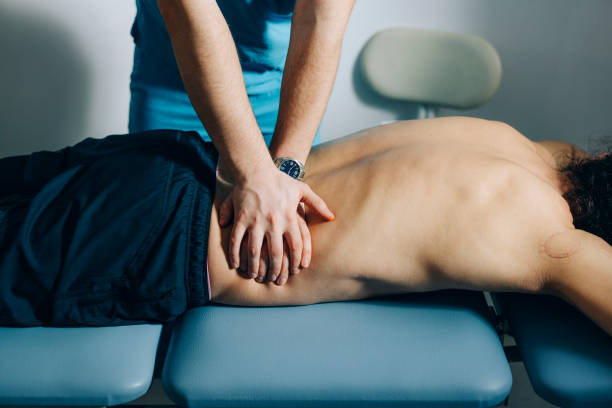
[[218, 194, 234, 227], [300, 184, 335, 221]]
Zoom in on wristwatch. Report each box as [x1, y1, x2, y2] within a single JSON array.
[[273, 157, 305, 181]]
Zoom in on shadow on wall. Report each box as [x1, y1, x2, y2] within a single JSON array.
[[351, 48, 423, 122], [0, 3, 90, 157]]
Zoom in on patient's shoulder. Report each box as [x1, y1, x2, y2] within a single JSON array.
[[535, 141, 591, 168]]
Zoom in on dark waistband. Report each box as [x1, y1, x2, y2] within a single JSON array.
[[186, 179, 215, 308]]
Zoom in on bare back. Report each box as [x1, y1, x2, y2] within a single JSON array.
[[207, 117, 575, 306]]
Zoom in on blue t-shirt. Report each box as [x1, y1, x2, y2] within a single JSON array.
[[129, 0, 317, 143], [131, 0, 295, 95]]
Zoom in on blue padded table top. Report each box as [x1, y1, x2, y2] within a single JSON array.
[[162, 291, 512, 408], [499, 293, 612, 408], [0, 324, 162, 406]]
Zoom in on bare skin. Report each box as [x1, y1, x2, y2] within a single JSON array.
[[207, 117, 612, 336]]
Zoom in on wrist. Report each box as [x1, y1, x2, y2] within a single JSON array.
[[268, 133, 311, 163], [235, 158, 277, 184], [269, 144, 309, 166], [218, 132, 275, 184]]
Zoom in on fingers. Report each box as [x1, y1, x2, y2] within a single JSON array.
[[284, 222, 303, 276], [266, 230, 284, 282], [255, 238, 294, 285], [218, 193, 234, 227], [275, 242, 290, 286], [239, 236, 248, 276], [251, 205, 310, 284], [247, 227, 264, 278], [256, 242, 268, 283], [229, 215, 247, 269], [227, 176, 327, 285], [300, 184, 335, 221]]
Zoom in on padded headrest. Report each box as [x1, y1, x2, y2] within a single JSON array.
[[360, 27, 502, 109]]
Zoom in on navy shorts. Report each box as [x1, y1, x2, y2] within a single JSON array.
[[0, 130, 218, 327]]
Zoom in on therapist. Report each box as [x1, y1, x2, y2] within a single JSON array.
[[129, 0, 354, 285]]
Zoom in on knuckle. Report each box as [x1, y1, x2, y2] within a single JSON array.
[[285, 208, 295, 219], [267, 212, 277, 225], [269, 213, 284, 230], [236, 210, 248, 223]]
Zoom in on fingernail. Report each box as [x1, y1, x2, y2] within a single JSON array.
[[270, 275, 277, 282], [280, 276, 287, 284], [250, 272, 257, 278]]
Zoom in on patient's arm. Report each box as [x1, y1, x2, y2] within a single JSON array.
[[544, 229, 612, 336]]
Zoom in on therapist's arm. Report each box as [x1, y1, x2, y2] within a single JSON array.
[[158, 0, 269, 180], [158, 0, 334, 285], [268, 0, 356, 163]]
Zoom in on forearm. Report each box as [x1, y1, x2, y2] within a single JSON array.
[[269, 0, 354, 163], [158, 0, 274, 182]]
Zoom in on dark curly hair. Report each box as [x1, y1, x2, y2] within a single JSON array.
[[560, 152, 611, 245]]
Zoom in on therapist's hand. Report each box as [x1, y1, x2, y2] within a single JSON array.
[[218, 164, 334, 285], [236, 203, 309, 285]]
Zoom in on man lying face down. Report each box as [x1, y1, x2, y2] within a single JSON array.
[[0, 117, 610, 336]]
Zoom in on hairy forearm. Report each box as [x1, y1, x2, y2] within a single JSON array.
[[269, 0, 354, 163], [158, 0, 274, 182]]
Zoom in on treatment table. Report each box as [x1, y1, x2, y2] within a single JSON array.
[[498, 293, 612, 408], [1, 28, 611, 407]]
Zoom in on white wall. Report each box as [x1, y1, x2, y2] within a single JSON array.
[[326, 0, 612, 149], [0, 0, 136, 156], [1, 0, 611, 157]]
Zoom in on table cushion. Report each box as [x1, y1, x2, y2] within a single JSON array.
[[162, 291, 511, 407], [499, 293, 612, 408], [0, 324, 161, 406]]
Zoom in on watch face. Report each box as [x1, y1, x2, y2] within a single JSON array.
[[279, 159, 302, 179]]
